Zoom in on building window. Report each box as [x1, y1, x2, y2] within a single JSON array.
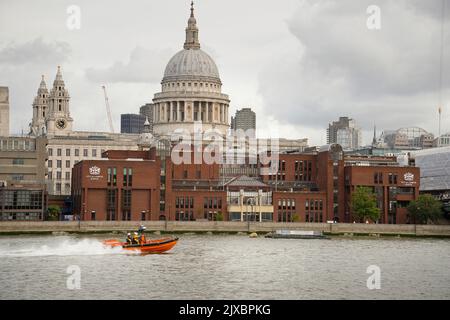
[[123, 168, 127, 187], [65, 172, 70, 180], [48, 148, 53, 156], [122, 210, 131, 221], [48, 160, 53, 168], [12, 158, 24, 165], [57, 160, 62, 168], [388, 173, 398, 184], [57, 149, 62, 156], [122, 189, 131, 209], [128, 168, 132, 187], [66, 160, 70, 168], [91, 211, 96, 220], [57, 172, 62, 180], [92, 149, 97, 157], [83, 149, 88, 157], [122, 168, 132, 187], [75, 149, 79, 157], [66, 149, 70, 156], [11, 174, 24, 181], [374, 172, 383, 184], [56, 183, 61, 192], [107, 189, 117, 220]]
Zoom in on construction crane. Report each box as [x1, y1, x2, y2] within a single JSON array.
[[101, 85, 115, 133]]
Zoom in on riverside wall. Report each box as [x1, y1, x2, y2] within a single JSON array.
[[0, 221, 450, 237]]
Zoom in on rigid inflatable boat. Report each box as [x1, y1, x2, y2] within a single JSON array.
[[103, 237, 178, 253]]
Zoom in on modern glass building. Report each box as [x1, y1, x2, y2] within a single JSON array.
[[411, 146, 450, 219], [120, 114, 146, 134]]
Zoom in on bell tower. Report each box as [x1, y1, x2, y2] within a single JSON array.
[[46, 66, 73, 135], [30, 75, 49, 136]]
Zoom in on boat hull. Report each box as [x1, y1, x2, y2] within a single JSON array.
[[265, 233, 327, 239], [265, 230, 328, 239], [103, 237, 178, 253]]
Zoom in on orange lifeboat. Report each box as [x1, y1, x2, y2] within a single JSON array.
[[103, 237, 178, 253]]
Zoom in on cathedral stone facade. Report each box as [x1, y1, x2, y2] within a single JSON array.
[[152, 2, 230, 137]]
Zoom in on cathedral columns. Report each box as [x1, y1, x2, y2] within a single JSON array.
[[225, 105, 228, 124]]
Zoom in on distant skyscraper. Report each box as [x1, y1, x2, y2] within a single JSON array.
[[0, 87, 10, 137], [231, 108, 256, 133], [327, 116, 362, 150], [121, 114, 146, 134], [139, 103, 154, 133]]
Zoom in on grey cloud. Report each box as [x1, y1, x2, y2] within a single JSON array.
[[0, 38, 72, 134], [85, 46, 174, 83], [257, 0, 449, 141], [0, 37, 71, 66]]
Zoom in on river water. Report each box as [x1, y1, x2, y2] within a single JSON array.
[[0, 233, 449, 300]]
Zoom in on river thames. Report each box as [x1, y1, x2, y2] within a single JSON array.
[[0, 233, 449, 300]]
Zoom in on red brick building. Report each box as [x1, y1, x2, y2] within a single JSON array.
[[72, 144, 420, 224]]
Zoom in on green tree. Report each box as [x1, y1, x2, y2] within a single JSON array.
[[215, 211, 224, 221], [407, 194, 442, 224], [47, 205, 61, 221], [351, 186, 380, 223], [292, 214, 300, 222]]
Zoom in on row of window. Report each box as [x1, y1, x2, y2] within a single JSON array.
[[48, 171, 71, 180], [48, 159, 73, 168], [306, 199, 324, 211], [277, 199, 296, 210], [0, 190, 44, 209], [0, 212, 42, 221], [0, 139, 35, 151], [175, 211, 195, 221], [54, 183, 71, 193], [123, 168, 133, 187], [268, 173, 286, 181], [277, 210, 323, 223], [374, 172, 399, 184], [89, 210, 148, 221], [204, 197, 223, 209], [163, 81, 220, 90], [175, 197, 194, 209], [276, 199, 324, 211], [178, 170, 201, 179], [48, 148, 105, 157]]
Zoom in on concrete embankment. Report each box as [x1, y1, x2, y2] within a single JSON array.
[[0, 221, 450, 237]]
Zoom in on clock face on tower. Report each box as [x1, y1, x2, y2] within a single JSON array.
[[56, 119, 67, 129]]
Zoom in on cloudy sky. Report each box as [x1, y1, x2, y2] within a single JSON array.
[[0, 0, 448, 145]]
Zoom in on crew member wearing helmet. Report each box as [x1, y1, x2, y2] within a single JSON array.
[[138, 225, 147, 244], [126, 233, 132, 245], [132, 232, 139, 244]]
